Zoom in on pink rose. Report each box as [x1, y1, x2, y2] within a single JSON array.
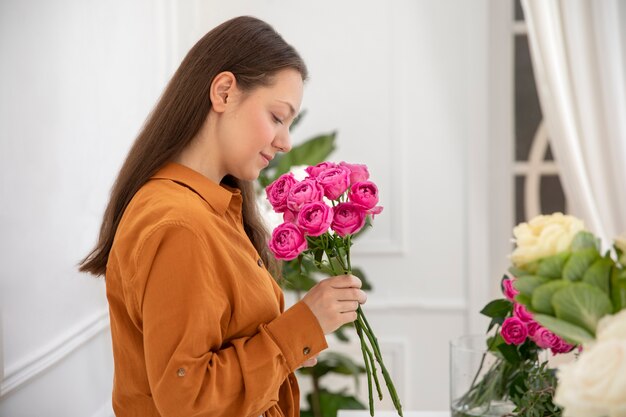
[[286, 179, 324, 212], [268, 223, 308, 261], [513, 303, 533, 323], [550, 337, 575, 354], [339, 161, 370, 184], [502, 278, 519, 301], [348, 181, 379, 210], [305, 162, 337, 179], [317, 167, 351, 200], [283, 210, 297, 223], [501, 317, 528, 345], [532, 327, 560, 350], [266, 173, 297, 213], [526, 320, 541, 337], [297, 202, 333, 236], [331, 202, 367, 237]]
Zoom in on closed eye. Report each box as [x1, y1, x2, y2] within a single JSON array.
[[271, 114, 284, 125]]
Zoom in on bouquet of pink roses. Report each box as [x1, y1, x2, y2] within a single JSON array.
[[265, 161, 402, 417]]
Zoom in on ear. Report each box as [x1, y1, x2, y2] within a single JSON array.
[[210, 71, 237, 113]]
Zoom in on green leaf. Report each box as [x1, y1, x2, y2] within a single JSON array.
[[514, 275, 550, 297], [304, 389, 366, 417], [551, 282, 614, 334], [289, 109, 307, 132], [497, 343, 522, 366], [571, 231, 600, 251], [537, 252, 571, 279], [480, 299, 513, 319], [531, 280, 571, 315], [582, 257, 613, 294], [508, 266, 533, 277], [333, 323, 353, 342], [273, 132, 337, 177], [300, 352, 366, 381], [514, 293, 532, 308], [610, 267, 626, 312], [534, 314, 594, 345], [350, 267, 372, 291], [562, 248, 600, 281]]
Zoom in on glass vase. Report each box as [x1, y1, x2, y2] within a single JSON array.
[[450, 335, 516, 417]]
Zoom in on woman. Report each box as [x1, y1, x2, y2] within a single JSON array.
[[79, 16, 367, 417]]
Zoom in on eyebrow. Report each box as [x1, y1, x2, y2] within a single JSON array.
[[278, 100, 297, 118]]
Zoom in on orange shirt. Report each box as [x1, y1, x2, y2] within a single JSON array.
[[106, 162, 328, 417]]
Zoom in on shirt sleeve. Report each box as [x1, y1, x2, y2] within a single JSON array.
[[131, 221, 327, 417]]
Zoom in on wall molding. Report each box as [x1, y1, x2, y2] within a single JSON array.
[[363, 298, 466, 313], [1, 309, 110, 398]]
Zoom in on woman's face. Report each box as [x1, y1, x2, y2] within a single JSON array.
[[216, 68, 304, 181]]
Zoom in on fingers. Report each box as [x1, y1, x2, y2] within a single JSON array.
[[327, 274, 362, 289], [337, 300, 360, 313], [336, 288, 367, 304], [302, 356, 318, 367]]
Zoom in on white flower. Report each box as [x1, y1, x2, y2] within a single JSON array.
[[554, 338, 626, 417], [597, 310, 626, 342], [510, 213, 585, 267]]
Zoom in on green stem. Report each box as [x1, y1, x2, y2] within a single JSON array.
[[357, 312, 403, 415], [357, 321, 383, 400], [356, 321, 375, 416]]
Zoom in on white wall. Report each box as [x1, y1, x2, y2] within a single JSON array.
[[0, 0, 173, 415], [0, 0, 512, 414]]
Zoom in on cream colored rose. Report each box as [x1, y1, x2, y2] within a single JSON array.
[[554, 339, 626, 417], [510, 213, 585, 267], [615, 235, 626, 266], [597, 310, 626, 342]]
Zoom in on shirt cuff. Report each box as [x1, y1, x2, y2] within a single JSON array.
[[264, 301, 328, 372]]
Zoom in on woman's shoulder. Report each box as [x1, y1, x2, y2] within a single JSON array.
[[121, 178, 217, 235]]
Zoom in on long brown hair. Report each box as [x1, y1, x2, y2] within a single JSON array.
[[79, 16, 307, 278]]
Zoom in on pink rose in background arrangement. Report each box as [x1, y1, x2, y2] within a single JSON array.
[[297, 202, 333, 236], [550, 338, 575, 354], [513, 303, 533, 323], [526, 320, 540, 337], [305, 161, 337, 179], [286, 179, 324, 212], [317, 166, 351, 200], [331, 202, 367, 237], [268, 223, 307, 261], [339, 161, 370, 184], [532, 327, 560, 350], [266, 173, 297, 213], [502, 278, 519, 301], [501, 316, 529, 345]]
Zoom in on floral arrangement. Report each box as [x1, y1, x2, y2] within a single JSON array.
[[265, 161, 402, 417], [457, 213, 626, 417]]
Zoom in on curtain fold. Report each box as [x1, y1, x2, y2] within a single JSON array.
[[522, 0, 626, 245]]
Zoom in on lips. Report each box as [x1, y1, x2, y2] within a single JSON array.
[[260, 153, 273, 163]]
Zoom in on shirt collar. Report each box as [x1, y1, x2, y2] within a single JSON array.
[[150, 162, 241, 215]]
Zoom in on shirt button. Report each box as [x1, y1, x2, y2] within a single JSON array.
[[177, 368, 186, 377], [257, 258, 263, 267], [303, 347, 311, 355]]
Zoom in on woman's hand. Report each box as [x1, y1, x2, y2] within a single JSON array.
[[301, 274, 367, 334], [297, 355, 318, 369]]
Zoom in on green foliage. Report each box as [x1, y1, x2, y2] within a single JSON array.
[[533, 315, 593, 345], [301, 389, 365, 417], [551, 282, 613, 334], [531, 280, 571, 315], [562, 248, 600, 281], [514, 276, 551, 297]]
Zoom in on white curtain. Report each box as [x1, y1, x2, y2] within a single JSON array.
[[521, 0, 626, 244]]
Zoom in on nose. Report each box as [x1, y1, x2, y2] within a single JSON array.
[[273, 130, 292, 153]]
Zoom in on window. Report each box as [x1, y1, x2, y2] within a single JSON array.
[[513, 0, 567, 224]]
